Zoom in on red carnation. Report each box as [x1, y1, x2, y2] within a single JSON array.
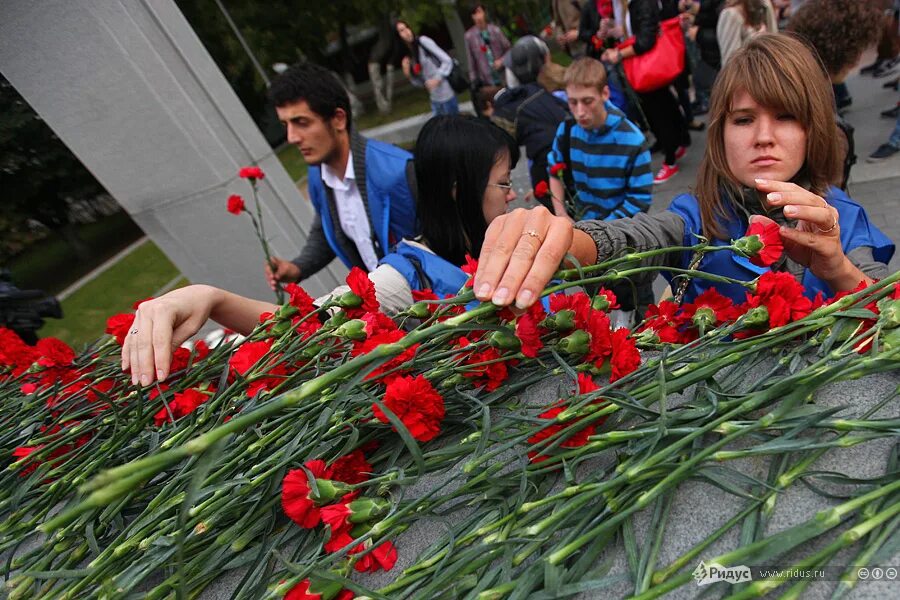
[[327, 450, 372, 485], [610, 328, 641, 381], [229, 340, 273, 376], [412, 63, 422, 76], [534, 180, 549, 198], [481, 44, 488, 53], [227, 194, 245, 215], [281, 460, 329, 528], [320, 500, 356, 552], [461, 254, 479, 287], [528, 404, 596, 462], [743, 271, 812, 329], [550, 162, 567, 177], [516, 302, 547, 358], [591, 35, 603, 50], [284, 283, 316, 315], [585, 309, 613, 368], [351, 540, 398, 573], [238, 165, 265, 181], [285, 579, 353, 600], [35, 338, 75, 368], [152, 387, 210, 426], [743, 218, 783, 267], [578, 372, 600, 394], [457, 339, 509, 391], [344, 267, 379, 317], [105, 312, 135, 346], [373, 375, 445, 442]]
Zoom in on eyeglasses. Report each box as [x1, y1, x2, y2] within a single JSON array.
[[488, 181, 514, 191]]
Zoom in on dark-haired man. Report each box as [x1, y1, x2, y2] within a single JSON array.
[[265, 63, 417, 288]]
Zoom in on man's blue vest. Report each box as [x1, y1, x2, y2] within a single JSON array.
[[379, 241, 469, 299], [665, 188, 895, 304], [307, 139, 417, 269]]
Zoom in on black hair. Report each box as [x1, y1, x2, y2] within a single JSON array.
[[395, 19, 421, 66], [414, 115, 519, 266], [268, 62, 352, 127], [470, 3, 486, 15]]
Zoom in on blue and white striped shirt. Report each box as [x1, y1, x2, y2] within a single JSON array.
[[548, 102, 653, 221]]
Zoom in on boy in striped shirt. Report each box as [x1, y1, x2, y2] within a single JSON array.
[[548, 58, 654, 222]]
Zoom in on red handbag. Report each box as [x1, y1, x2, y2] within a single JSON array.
[[616, 17, 685, 93]]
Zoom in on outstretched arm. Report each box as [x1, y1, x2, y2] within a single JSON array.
[[121, 285, 276, 386]]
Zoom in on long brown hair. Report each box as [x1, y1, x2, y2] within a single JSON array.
[[694, 33, 841, 240]]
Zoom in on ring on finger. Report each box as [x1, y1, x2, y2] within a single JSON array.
[[130, 329, 139, 335], [522, 229, 543, 244], [817, 215, 837, 234]]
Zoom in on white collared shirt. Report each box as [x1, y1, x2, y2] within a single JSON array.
[[320, 151, 379, 271]]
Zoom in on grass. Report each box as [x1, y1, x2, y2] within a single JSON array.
[[6, 212, 143, 295], [39, 240, 186, 350]]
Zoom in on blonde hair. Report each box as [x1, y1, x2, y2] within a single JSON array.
[[695, 33, 841, 240], [563, 57, 608, 92]]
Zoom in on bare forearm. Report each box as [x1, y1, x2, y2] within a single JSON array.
[[549, 177, 568, 217], [207, 286, 278, 336]]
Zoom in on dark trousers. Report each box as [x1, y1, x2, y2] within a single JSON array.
[[638, 87, 688, 166]]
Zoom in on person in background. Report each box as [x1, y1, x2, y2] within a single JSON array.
[[689, 0, 726, 116], [546, 57, 654, 320], [264, 63, 417, 289], [471, 34, 893, 313], [475, 85, 503, 119], [465, 3, 511, 108], [492, 41, 569, 211], [717, 0, 777, 65], [859, 0, 900, 78], [123, 116, 520, 385], [397, 20, 459, 116], [788, 0, 884, 186], [601, 0, 690, 185], [367, 15, 400, 115], [550, 0, 587, 57]]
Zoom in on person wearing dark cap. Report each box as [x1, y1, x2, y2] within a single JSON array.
[[503, 35, 551, 88]]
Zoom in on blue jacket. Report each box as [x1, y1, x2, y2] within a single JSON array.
[[665, 188, 895, 304], [380, 241, 469, 299], [307, 136, 417, 270]]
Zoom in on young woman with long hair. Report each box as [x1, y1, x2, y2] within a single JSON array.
[[471, 33, 893, 311]]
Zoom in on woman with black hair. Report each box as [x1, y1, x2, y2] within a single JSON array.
[[396, 20, 459, 116], [121, 116, 519, 383]]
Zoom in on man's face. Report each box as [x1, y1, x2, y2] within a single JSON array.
[[276, 100, 343, 166], [566, 84, 610, 130]]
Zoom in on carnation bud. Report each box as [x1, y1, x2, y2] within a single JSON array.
[[309, 478, 351, 504], [347, 497, 390, 523], [742, 306, 769, 328], [300, 344, 324, 360], [558, 329, 590, 355], [541, 309, 575, 332], [407, 301, 433, 319], [439, 374, 466, 390], [269, 320, 294, 337], [488, 328, 521, 351], [338, 291, 364, 308], [335, 319, 368, 341], [591, 295, 612, 312], [324, 311, 349, 329], [691, 307, 716, 333], [881, 327, 900, 351], [275, 304, 299, 319], [876, 298, 900, 329], [634, 329, 661, 345], [733, 234, 764, 258]]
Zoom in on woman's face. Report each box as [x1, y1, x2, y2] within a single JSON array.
[[724, 89, 808, 188], [396, 22, 414, 44], [482, 153, 516, 224]]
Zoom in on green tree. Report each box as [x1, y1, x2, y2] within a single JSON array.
[[0, 75, 107, 263]]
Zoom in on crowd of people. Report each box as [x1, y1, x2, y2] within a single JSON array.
[[120, 1, 897, 387]]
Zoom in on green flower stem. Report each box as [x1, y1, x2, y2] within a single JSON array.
[[724, 499, 900, 599]]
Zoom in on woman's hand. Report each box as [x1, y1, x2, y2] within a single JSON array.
[[472, 207, 597, 309], [121, 285, 221, 386], [754, 179, 870, 291], [401, 56, 411, 77], [425, 78, 441, 91]]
